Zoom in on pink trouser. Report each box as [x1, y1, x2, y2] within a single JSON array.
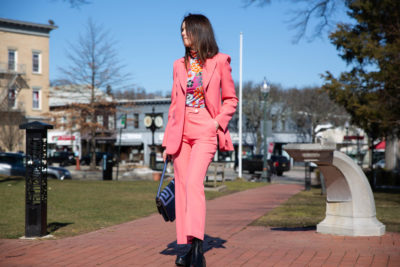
[[173, 106, 218, 245]]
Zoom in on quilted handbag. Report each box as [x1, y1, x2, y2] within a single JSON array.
[[155, 158, 175, 222]]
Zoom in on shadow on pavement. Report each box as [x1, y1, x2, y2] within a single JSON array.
[[160, 234, 227, 256], [271, 226, 316, 231]]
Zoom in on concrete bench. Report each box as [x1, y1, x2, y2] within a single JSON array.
[[284, 144, 385, 236], [206, 162, 225, 188]]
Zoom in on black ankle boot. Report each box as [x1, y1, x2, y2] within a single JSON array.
[[190, 238, 206, 267], [175, 245, 192, 266]]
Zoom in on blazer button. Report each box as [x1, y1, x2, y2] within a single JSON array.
[[194, 108, 198, 113]]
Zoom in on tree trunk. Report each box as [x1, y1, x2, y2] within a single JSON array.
[[90, 130, 96, 170], [385, 135, 398, 171]]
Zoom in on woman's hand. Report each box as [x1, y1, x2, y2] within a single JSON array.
[[162, 150, 169, 162]]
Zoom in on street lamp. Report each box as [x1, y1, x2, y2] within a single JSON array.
[[261, 77, 270, 182], [144, 107, 163, 170]]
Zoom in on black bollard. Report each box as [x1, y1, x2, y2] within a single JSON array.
[[305, 162, 311, 191], [19, 121, 53, 237]]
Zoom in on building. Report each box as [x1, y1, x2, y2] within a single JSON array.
[[116, 98, 170, 166], [0, 17, 57, 151], [116, 98, 310, 167], [49, 85, 116, 158]]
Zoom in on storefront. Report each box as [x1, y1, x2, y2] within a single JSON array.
[[47, 130, 81, 157]]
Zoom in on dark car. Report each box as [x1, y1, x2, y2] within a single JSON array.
[[0, 152, 25, 177], [242, 154, 265, 174], [0, 152, 71, 180], [242, 154, 290, 176], [270, 155, 291, 176], [48, 151, 76, 166], [80, 152, 115, 166]]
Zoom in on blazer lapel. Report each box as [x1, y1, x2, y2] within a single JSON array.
[[202, 57, 217, 91], [176, 58, 187, 94], [176, 56, 217, 93]]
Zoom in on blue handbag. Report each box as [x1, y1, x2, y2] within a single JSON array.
[[155, 158, 175, 222]]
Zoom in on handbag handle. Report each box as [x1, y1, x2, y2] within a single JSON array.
[[156, 158, 169, 197]]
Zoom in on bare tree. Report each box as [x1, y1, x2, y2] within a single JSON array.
[[0, 110, 25, 151], [0, 66, 29, 152], [244, 0, 345, 42], [236, 81, 284, 153], [56, 19, 130, 169], [285, 86, 348, 142]]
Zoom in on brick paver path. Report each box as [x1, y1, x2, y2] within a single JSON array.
[[1, 184, 399, 266]]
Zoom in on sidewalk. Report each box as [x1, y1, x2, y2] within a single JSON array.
[[1, 183, 399, 266]]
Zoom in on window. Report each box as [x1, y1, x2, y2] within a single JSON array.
[[8, 87, 16, 108], [97, 115, 103, 126], [8, 49, 17, 71], [60, 116, 67, 130], [32, 51, 41, 73], [32, 88, 41, 110], [134, 113, 139, 128], [108, 115, 115, 130], [72, 116, 78, 130]]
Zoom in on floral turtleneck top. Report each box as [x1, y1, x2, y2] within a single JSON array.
[[186, 51, 205, 108]]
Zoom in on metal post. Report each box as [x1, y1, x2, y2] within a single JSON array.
[[238, 32, 243, 178], [19, 121, 53, 237], [261, 78, 270, 182], [116, 127, 122, 181], [305, 162, 311, 191], [149, 107, 156, 170]]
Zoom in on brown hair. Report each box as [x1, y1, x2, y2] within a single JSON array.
[[182, 14, 219, 68]]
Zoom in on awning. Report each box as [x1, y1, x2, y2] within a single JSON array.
[[375, 141, 385, 150]]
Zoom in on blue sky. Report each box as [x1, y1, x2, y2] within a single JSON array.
[[1, 0, 350, 94]]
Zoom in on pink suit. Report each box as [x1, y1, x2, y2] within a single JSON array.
[[162, 53, 238, 244]]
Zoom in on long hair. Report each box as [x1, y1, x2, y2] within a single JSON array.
[[182, 14, 219, 69]]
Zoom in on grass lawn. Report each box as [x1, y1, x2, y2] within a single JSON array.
[[0, 177, 267, 239], [251, 187, 400, 233]]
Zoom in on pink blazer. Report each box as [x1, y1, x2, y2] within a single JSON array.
[[162, 53, 238, 155]]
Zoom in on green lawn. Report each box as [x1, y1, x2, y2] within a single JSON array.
[[251, 187, 400, 233], [0, 178, 267, 239]]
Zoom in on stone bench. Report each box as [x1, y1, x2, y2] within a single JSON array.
[[284, 144, 385, 236]]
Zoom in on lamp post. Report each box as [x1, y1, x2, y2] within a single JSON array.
[[261, 77, 270, 182], [144, 107, 163, 170]]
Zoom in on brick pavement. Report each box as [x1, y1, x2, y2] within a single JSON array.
[[1, 183, 399, 267]]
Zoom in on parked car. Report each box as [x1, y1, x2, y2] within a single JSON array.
[[0, 152, 25, 177], [373, 159, 385, 169], [242, 154, 264, 174], [47, 166, 71, 180], [242, 154, 291, 176], [269, 155, 291, 176], [48, 151, 76, 166], [80, 152, 115, 166], [0, 152, 71, 180]]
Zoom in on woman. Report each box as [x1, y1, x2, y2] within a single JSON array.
[[162, 13, 238, 267]]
